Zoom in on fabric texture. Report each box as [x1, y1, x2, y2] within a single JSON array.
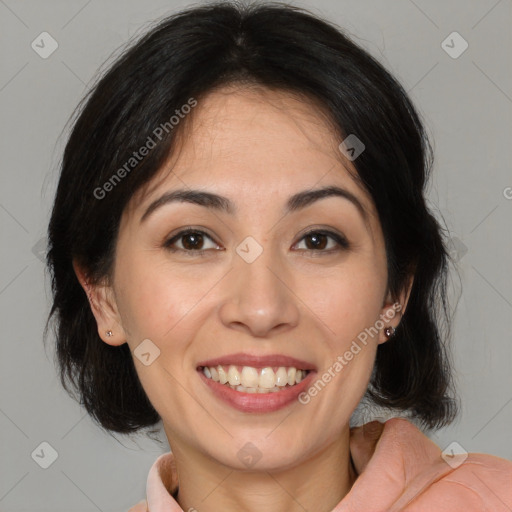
[[128, 418, 512, 511]]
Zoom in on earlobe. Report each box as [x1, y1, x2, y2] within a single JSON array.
[[377, 302, 402, 344], [377, 276, 413, 344], [72, 259, 127, 346]]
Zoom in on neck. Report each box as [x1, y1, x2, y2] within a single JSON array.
[[167, 426, 356, 512]]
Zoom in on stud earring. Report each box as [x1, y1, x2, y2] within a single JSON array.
[[106, 330, 113, 337], [384, 326, 396, 339]]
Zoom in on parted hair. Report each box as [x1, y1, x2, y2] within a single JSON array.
[[45, 0, 457, 436]]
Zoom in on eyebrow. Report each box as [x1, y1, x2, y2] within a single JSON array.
[[140, 185, 368, 223]]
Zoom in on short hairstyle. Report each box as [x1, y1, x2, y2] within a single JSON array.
[[45, 0, 457, 436]]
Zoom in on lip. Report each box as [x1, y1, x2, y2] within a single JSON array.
[[196, 352, 317, 371], [197, 368, 317, 413]]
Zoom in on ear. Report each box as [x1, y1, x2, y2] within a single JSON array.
[[72, 259, 127, 346], [377, 275, 414, 345]]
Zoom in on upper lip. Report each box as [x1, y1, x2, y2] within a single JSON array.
[[197, 353, 317, 371]]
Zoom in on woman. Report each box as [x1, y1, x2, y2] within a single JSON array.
[[45, 2, 512, 511]]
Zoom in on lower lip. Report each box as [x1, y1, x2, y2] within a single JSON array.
[[197, 369, 316, 413]]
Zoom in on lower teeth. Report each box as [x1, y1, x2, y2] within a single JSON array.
[[226, 384, 293, 393]]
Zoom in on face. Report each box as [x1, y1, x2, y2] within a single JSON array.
[[85, 85, 404, 471]]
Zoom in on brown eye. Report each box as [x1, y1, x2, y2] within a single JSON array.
[[181, 232, 204, 250], [294, 230, 349, 252], [304, 233, 328, 250], [164, 229, 221, 254]]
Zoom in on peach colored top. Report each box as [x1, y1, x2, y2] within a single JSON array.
[[128, 418, 512, 511]]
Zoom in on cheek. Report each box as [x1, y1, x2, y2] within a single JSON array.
[[298, 258, 385, 412], [114, 252, 171, 339], [298, 272, 382, 434], [302, 262, 386, 347], [114, 249, 225, 351]]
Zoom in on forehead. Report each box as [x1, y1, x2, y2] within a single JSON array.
[[131, 85, 376, 218], [173, 86, 347, 179]]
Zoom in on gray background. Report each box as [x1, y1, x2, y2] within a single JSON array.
[[1, 0, 511, 510]]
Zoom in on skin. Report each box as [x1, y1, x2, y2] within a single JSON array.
[[75, 85, 410, 512]]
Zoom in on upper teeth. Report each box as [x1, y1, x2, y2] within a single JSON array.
[[202, 365, 307, 389]]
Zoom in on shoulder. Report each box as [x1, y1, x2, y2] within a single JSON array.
[[347, 418, 512, 511], [406, 452, 512, 511], [385, 418, 512, 511]]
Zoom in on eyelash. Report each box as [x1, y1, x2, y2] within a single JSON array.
[[163, 227, 350, 256]]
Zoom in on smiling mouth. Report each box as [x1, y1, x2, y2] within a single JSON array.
[[198, 365, 311, 393]]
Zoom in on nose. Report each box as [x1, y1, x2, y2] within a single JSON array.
[[218, 246, 300, 338]]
